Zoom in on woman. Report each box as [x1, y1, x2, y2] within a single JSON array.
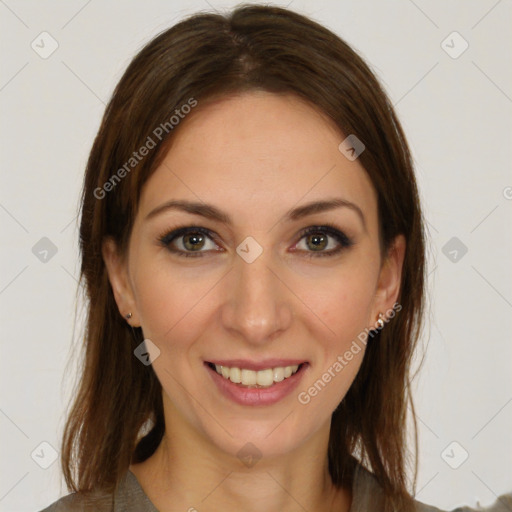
[[39, 4, 510, 512]]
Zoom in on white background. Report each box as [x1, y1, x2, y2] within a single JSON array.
[[0, 1, 511, 511]]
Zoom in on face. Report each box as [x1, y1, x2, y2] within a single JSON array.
[[103, 91, 404, 461]]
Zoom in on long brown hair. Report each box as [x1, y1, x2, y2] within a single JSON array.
[[62, 4, 425, 511]]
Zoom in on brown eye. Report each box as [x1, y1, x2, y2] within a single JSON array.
[[159, 226, 220, 258], [293, 225, 354, 258], [305, 232, 328, 251], [182, 232, 206, 251]]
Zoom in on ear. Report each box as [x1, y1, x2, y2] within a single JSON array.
[[370, 234, 406, 324], [102, 237, 140, 327]]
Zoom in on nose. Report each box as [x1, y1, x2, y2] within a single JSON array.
[[221, 249, 293, 346]]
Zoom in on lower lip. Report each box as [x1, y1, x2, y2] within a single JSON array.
[[205, 362, 308, 406]]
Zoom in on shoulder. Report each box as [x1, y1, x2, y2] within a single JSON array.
[[351, 464, 512, 512], [37, 491, 113, 512], [415, 497, 512, 512], [37, 470, 158, 512]]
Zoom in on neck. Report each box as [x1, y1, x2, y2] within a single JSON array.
[[130, 417, 352, 512]]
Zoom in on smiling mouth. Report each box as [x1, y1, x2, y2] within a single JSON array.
[[205, 361, 307, 388]]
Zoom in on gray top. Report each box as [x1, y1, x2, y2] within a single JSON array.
[[39, 464, 512, 512]]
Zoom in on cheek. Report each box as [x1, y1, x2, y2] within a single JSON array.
[[294, 267, 375, 415], [308, 262, 378, 344], [132, 258, 220, 342]]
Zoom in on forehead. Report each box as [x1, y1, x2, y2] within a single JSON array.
[[138, 91, 378, 230]]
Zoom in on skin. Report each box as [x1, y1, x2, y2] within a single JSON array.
[[103, 91, 405, 512]]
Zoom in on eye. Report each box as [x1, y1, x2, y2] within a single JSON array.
[[158, 226, 221, 258], [158, 223, 354, 259], [292, 224, 353, 258]]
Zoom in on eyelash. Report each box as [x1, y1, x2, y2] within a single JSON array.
[[157, 223, 354, 259]]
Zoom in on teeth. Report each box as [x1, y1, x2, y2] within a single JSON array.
[[273, 367, 285, 382], [229, 367, 241, 383], [212, 364, 300, 388]]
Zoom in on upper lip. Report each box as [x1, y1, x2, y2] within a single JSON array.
[[205, 359, 308, 371]]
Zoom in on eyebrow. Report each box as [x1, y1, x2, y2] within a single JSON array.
[[145, 197, 366, 230]]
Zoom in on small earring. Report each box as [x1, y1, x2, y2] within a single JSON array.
[[376, 313, 385, 329], [125, 312, 132, 320]]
